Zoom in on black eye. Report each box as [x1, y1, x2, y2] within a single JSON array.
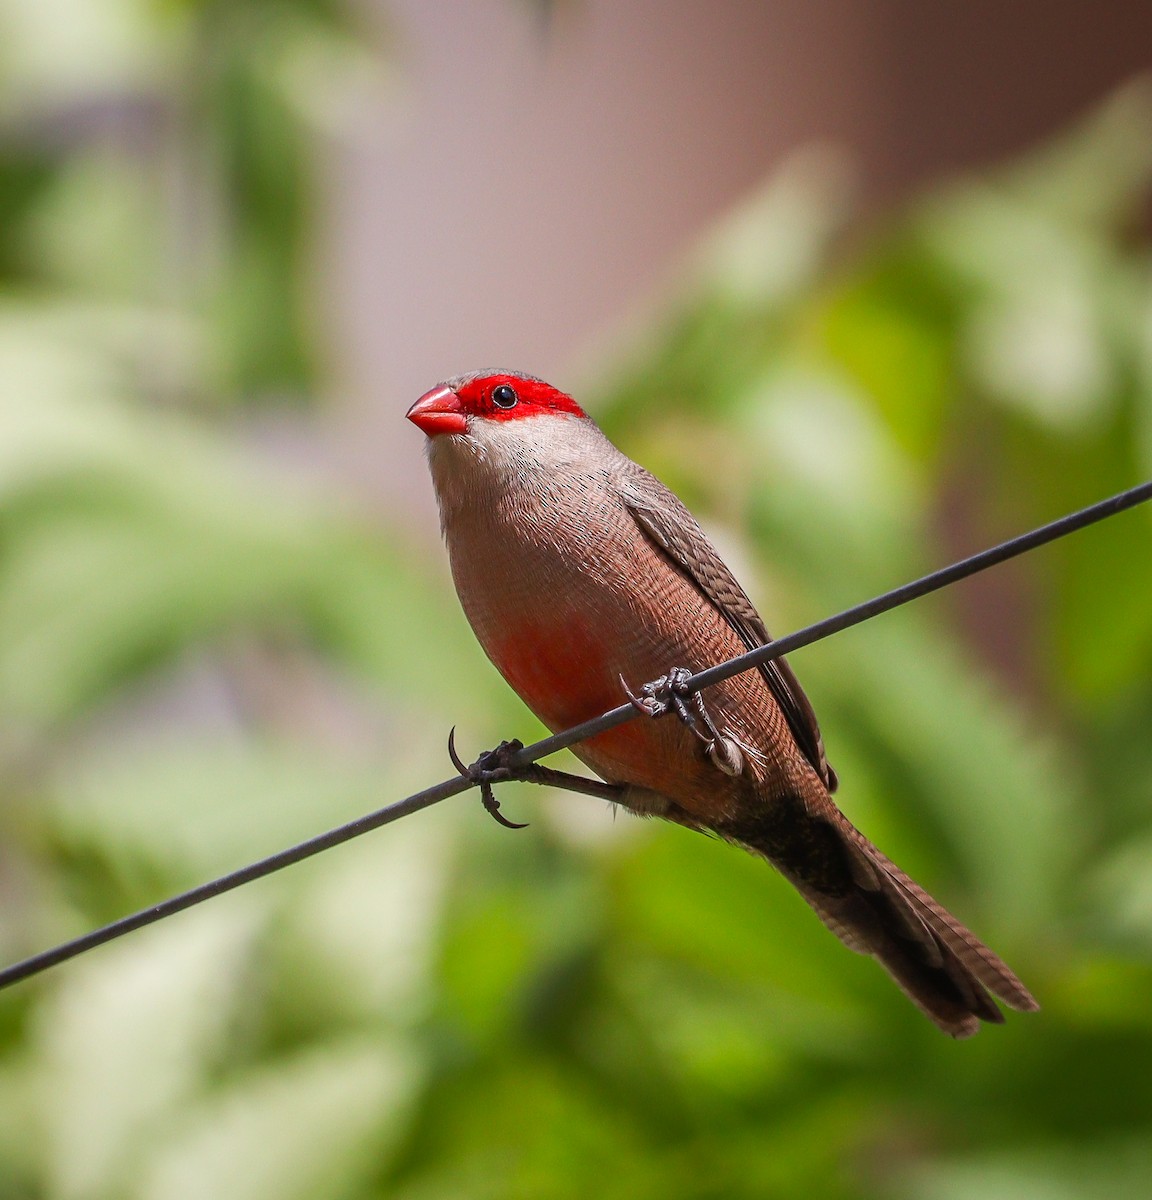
[[491, 383, 518, 409]]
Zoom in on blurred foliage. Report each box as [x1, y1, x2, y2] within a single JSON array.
[[2, 1, 1152, 1196]]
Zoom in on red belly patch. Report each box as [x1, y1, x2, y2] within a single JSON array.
[[490, 618, 617, 732], [488, 616, 667, 778]]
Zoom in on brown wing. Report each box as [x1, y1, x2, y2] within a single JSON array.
[[618, 471, 837, 792]]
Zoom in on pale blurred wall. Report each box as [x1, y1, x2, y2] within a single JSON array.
[[328, 0, 885, 525], [324, 0, 1152, 527]]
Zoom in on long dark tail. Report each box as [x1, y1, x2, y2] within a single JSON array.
[[730, 799, 1039, 1037]]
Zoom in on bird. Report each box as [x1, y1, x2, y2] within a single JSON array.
[[406, 369, 1038, 1037]]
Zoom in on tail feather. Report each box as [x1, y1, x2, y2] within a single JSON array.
[[740, 805, 1038, 1038], [797, 880, 1007, 1037], [844, 828, 1039, 1016]]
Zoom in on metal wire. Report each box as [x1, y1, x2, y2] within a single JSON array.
[[1, 478, 1150, 992]]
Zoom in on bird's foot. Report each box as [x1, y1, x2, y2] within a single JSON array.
[[447, 729, 530, 829], [447, 729, 627, 828], [622, 667, 744, 777], [622, 666, 697, 722]]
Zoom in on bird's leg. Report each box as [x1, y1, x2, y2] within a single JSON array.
[[622, 668, 744, 777], [447, 728, 625, 829]]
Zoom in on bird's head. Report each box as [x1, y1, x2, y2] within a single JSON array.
[[406, 371, 586, 438]]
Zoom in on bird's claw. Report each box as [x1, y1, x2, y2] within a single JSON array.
[[621, 666, 693, 720], [447, 727, 530, 829], [621, 667, 704, 730], [620, 669, 744, 777]]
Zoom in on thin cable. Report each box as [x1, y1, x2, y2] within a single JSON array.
[[1, 478, 1149, 992], [0, 777, 472, 991]]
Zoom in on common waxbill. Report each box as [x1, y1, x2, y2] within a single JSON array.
[[407, 370, 1037, 1037]]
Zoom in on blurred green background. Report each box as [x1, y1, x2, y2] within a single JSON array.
[[2, 3, 1152, 1199]]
